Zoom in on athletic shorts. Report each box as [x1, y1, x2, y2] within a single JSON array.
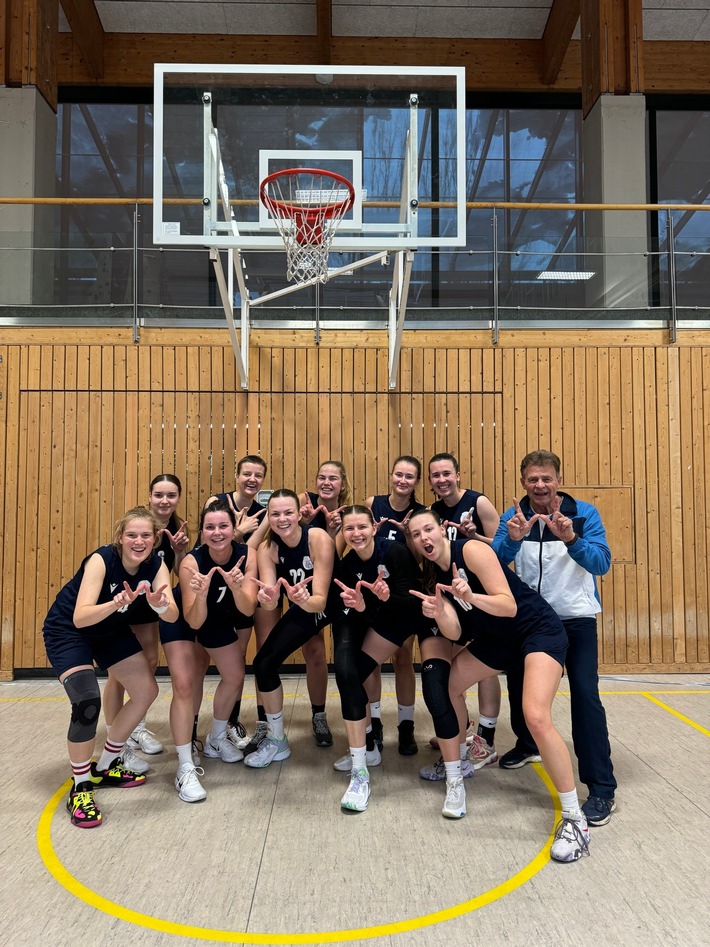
[[466, 616, 568, 673], [129, 595, 159, 627], [159, 615, 252, 650], [43, 623, 142, 678]]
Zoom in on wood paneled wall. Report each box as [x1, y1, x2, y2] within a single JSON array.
[[1, 327, 709, 680]]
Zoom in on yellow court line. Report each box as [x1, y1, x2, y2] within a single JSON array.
[[642, 693, 710, 736], [38, 765, 559, 944]]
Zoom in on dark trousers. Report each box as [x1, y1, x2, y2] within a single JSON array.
[[506, 616, 617, 799]]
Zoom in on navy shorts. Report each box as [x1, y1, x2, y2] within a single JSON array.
[[160, 615, 252, 651], [467, 614, 568, 673], [129, 595, 159, 627], [43, 623, 143, 678]]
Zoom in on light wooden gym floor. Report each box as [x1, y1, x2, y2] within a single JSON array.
[[1, 672, 709, 947]]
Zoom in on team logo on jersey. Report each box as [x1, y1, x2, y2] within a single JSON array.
[[110, 583, 118, 593], [157, 550, 165, 559], [303, 556, 313, 570], [356, 572, 363, 580], [280, 556, 285, 563], [378, 566, 390, 580], [453, 567, 473, 611]]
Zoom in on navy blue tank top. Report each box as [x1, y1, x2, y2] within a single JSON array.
[[369, 495, 425, 544], [189, 540, 253, 630], [432, 489, 486, 543]]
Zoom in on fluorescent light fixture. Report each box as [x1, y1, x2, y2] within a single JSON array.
[[536, 270, 595, 281]]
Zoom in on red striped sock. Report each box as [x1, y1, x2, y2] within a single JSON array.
[[71, 758, 93, 788], [97, 738, 125, 771]]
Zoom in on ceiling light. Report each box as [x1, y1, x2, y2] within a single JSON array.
[[536, 270, 594, 281]]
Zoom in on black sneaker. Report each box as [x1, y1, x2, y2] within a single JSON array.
[[242, 721, 269, 755], [312, 711, 333, 747], [397, 720, 418, 756], [582, 795, 616, 826], [370, 717, 384, 751], [90, 757, 147, 787], [498, 747, 542, 769]]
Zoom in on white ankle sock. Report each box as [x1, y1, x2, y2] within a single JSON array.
[[266, 711, 285, 740], [559, 788, 581, 816], [176, 743, 193, 767]]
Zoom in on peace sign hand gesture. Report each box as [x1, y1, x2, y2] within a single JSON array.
[[333, 578, 366, 612], [507, 498, 540, 542], [281, 575, 314, 607], [359, 564, 390, 602], [163, 520, 189, 552], [145, 583, 171, 610], [299, 494, 327, 525], [217, 555, 247, 591], [539, 495, 576, 544], [113, 580, 141, 611], [186, 565, 216, 596]]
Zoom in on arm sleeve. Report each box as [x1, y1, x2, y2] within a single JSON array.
[[569, 502, 612, 576]]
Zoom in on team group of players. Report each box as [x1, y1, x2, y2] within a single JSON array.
[[43, 450, 612, 864]]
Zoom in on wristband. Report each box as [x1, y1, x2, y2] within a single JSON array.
[[564, 535, 579, 548], [150, 602, 170, 615]]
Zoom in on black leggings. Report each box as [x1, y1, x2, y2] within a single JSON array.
[[332, 616, 379, 721], [253, 611, 319, 694]]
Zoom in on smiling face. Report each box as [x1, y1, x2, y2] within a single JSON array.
[[149, 479, 180, 523], [428, 459, 461, 502], [118, 517, 157, 567], [341, 511, 375, 555], [237, 461, 266, 499], [201, 510, 234, 555], [268, 495, 301, 539], [391, 460, 420, 500], [521, 463, 562, 515], [316, 463, 343, 504], [407, 512, 446, 561]]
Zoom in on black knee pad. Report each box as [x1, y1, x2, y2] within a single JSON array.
[[421, 658, 459, 740], [63, 669, 101, 743]]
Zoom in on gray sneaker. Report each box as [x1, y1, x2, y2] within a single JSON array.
[[243, 735, 291, 768], [550, 815, 590, 862], [419, 757, 474, 781]]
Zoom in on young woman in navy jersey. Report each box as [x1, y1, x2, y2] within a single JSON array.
[[164, 499, 257, 803], [245, 489, 335, 768], [364, 455, 426, 756], [298, 460, 354, 538], [103, 474, 189, 772], [424, 452, 502, 773], [42, 508, 178, 828], [408, 509, 590, 864], [331, 505, 425, 812], [205, 455, 270, 752]]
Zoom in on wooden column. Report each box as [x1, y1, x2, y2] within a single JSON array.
[[581, 0, 644, 117], [1, 0, 57, 109]]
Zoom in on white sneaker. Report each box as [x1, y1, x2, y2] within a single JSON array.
[[419, 757, 474, 781], [175, 763, 206, 803], [244, 735, 291, 768], [442, 776, 466, 819], [203, 731, 244, 763], [341, 769, 370, 812], [333, 746, 381, 772], [466, 734, 498, 770], [550, 814, 590, 862], [119, 745, 150, 775], [127, 727, 163, 755]]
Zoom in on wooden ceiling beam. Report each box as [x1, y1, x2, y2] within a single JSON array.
[[59, 0, 104, 79], [581, 0, 644, 116], [541, 0, 580, 86], [56, 33, 710, 95]]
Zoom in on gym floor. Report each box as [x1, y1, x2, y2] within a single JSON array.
[[2, 672, 709, 947]]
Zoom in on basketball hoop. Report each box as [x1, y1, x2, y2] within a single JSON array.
[[259, 168, 355, 284]]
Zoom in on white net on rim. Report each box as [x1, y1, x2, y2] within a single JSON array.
[[260, 170, 354, 284]]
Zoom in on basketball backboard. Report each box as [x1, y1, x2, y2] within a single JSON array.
[[153, 64, 466, 252]]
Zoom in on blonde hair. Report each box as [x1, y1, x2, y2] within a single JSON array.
[[112, 507, 161, 552], [317, 460, 353, 506]]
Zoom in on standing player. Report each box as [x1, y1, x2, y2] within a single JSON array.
[[364, 455, 425, 756], [246, 490, 335, 768], [331, 505, 425, 811], [408, 509, 590, 864], [167, 499, 257, 803], [103, 474, 189, 772], [42, 508, 178, 828], [426, 452, 501, 771]]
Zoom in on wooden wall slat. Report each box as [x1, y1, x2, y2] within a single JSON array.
[[2, 331, 710, 677]]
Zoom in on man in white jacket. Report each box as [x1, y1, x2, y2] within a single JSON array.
[[493, 450, 617, 828]]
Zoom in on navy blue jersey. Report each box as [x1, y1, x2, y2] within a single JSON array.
[[306, 491, 329, 532], [432, 489, 487, 542], [432, 539, 560, 646], [335, 537, 423, 626], [369, 495, 425, 544], [188, 541, 253, 630], [213, 493, 264, 540], [43, 545, 162, 638], [271, 524, 334, 624], [154, 512, 181, 573]]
